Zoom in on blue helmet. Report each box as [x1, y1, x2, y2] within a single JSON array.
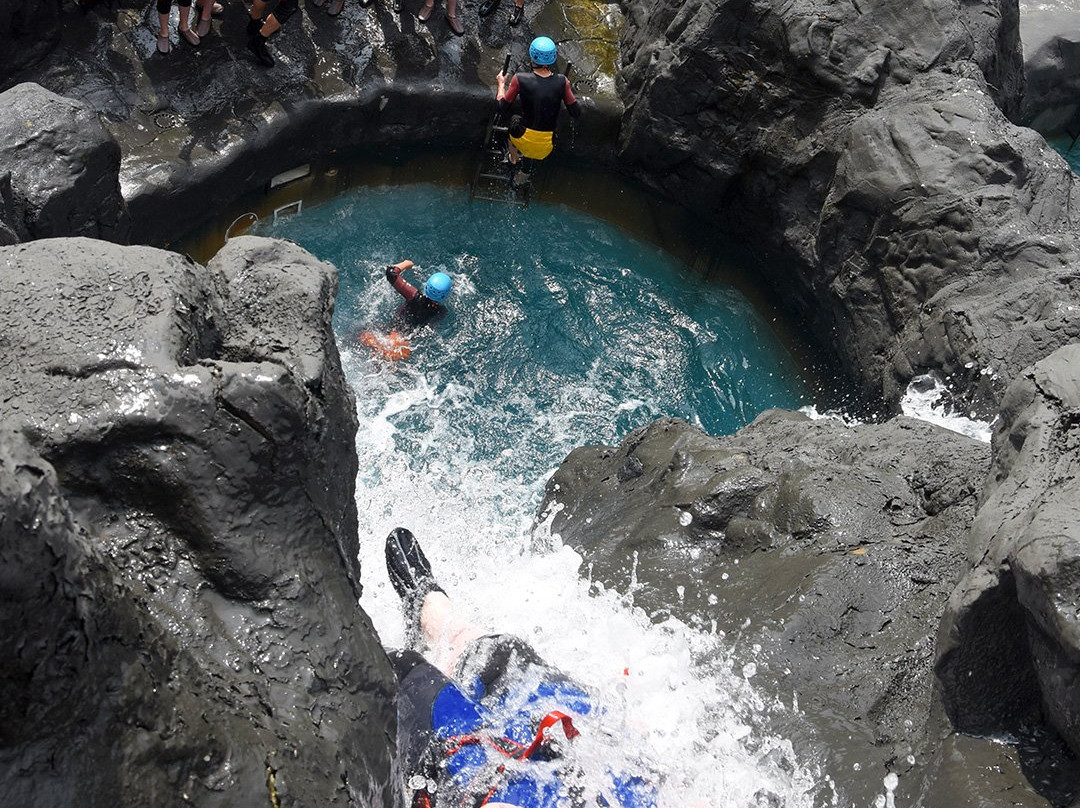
[[529, 36, 557, 66], [423, 272, 453, 303]]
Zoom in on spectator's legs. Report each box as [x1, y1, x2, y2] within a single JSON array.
[[445, 0, 462, 34], [177, 0, 199, 44], [196, 0, 213, 36], [156, 0, 172, 51]]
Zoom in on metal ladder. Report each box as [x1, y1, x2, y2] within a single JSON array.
[[469, 55, 530, 209]]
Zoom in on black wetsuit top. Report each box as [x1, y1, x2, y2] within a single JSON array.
[[498, 72, 581, 132], [516, 72, 568, 131], [386, 266, 446, 328]]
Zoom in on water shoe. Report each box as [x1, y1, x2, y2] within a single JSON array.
[[385, 527, 445, 601]]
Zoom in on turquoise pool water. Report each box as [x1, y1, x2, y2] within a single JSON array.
[[258, 184, 809, 464], [1050, 135, 1080, 174], [255, 184, 821, 806]]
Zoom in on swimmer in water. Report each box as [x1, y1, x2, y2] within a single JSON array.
[[360, 260, 452, 360], [384, 259, 453, 328]]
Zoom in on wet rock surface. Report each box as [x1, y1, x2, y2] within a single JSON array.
[[3, 1, 1080, 806], [0, 0, 624, 246], [0, 236, 396, 807], [0, 82, 128, 245], [936, 343, 1080, 805], [538, 412, 991, 806], [1020, 10, 1080, 133], [0, 0, 64, 79], [615, 0, 1080, 414]]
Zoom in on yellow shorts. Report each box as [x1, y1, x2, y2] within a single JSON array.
[[509, 128, 554, 160]]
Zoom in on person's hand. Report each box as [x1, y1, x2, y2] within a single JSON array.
[[496, 71, 506, 86]]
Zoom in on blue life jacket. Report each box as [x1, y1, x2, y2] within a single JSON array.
[[416, 669, 655, 808]]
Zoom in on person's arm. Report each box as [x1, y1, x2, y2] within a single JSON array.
[[496, 72, 519, 115], [563, 78, 581, 119], [385, 260, 418, 301]]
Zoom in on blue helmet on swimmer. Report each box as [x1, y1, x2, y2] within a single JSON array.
[[423, 272, 453, 303], [529, 36, 557, 66]]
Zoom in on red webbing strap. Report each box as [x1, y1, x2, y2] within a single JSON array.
[[445, 712, 581, 807], [516, 711, 580, 761], [444, 734, 525, 759]]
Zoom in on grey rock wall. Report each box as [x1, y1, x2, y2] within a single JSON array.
[[537, 412, 989, 805], [616, 0, 1080, 413], [937, 344, 1080, 765], [0, 83, 128, 244], [0, 236, 396, 807], [1019, 10, 1080, 133], [0, 0, 62, 81]]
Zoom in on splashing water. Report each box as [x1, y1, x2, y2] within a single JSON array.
[[900, 375, 993, 443], [257, 185, 820, 806]]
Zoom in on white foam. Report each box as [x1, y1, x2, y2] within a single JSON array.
[[899, 376, 993, 443], [345, 348, 821, 807]]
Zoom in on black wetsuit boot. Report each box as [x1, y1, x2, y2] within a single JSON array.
[[386, 527, 446, 646], [247, 30, 274, 66], [386, 527, 445, 600]]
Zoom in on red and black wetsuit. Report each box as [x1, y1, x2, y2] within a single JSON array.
[[386, 266, 445, 328], [497, 72, 580, 131]]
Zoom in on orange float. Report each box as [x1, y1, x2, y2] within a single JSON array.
[[359, 329, 412, 361]]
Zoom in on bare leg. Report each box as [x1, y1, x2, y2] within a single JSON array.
[[158, 11, 170, 36], [250, 0, 268, 20], [508, 141, 521, 165], [197, 0, 213, 35], [419, 591, 485, 675], [260, 13, 282, 36]]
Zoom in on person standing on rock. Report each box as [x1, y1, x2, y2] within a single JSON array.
[[245, 0, 300, 66], [417, 0, 464, 37], [383, 527, 655, 808], [192, 0, 222, 38], [495, 36, 581, 188], [478, 0, 525, 27], [155, 0, 201, 52]]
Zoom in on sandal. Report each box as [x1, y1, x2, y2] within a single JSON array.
[[328, 0, 344, 14], [180, 26, 200, 46], [417, 0, 433, 21], [477, 0, 498, 16], [156, 33, 171, 53], [508, 3, 522, 25], [446, 13, 462, 35]]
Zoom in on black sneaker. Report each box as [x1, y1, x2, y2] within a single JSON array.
[[478, 0, 499, 16], [247, 34, 274, 67], [385, 527, 444, 601], [508, 3, 522, 25]]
